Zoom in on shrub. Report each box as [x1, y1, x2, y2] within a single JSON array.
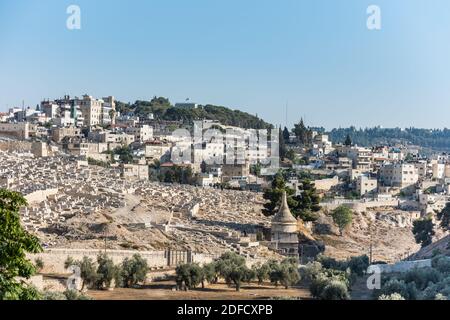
[[279, 259, 301, 289], [301, 261, 323, 282], [63, 289, 93, 300], [175, 263, 204, 290], [316, 254, 369, 277], [41, 291, 67, 300], [317, 255, 346, 271], [320, 280, 350, 300], [421, 276, 450, 300], [400, 267, 442, 290], [434, 293, 447, 300], [309, 273, 330, 298], [378, 293, 405, 300], [35, 258, 44, 272], [309, 272, 350, 300], [432, 256, 450, 275], [378, 279, 417, 300], [347, 255, 370, 277]]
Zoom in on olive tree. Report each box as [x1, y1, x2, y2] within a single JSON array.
[[96, 254, 120, 289], [331, 206, 353, 236], [120, 254, 149, 288]]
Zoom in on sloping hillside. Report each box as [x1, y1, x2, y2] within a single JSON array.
[[313, 209, 421, 263], [409, 235, 450, 260]]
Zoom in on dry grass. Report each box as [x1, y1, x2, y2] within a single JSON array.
[[86, 280, 311, 300]]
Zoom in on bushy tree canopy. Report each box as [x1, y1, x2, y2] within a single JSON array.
[[0, 189, 42, 300]]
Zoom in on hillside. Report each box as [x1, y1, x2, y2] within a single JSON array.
[[409, 235, 450, 260], [326, 127, 450, 152], [313, 209, 420, 263], [116, 97, 273, 129]]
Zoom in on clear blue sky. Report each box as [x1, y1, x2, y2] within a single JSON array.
[[1, 0, 450, 129]]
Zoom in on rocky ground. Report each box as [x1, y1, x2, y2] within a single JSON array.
[[314, 209, 423, 263]]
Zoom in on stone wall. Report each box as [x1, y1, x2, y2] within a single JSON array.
[[313, 176, 339, 192], [25, 188, 59, 204], [321, 198, 400, 212], [369, 259, 432, 274], [0, 141, 32, 153], [28, 248, 221, 274]]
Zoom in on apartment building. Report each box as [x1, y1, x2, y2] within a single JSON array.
[[78, 95, 103, 127], [414, 160, 429, 180], [144, 143, 171, 162], [125, 125, 153, 143], [221, 162, 250, 182], [356, 175, 378, 196], [89, 131, 135, 146], [432, 162, 445, 179], [348, 147, 372, 171], [101, 96, 116, 126], [51, 126, 82, 143], [379, 163, 418, 188]]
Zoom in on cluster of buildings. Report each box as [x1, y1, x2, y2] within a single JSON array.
[[288, 132, 450, 216], [0, 96, 277, 189]]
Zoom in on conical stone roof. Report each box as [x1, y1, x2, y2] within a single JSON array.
[[272, 191, 297, 224]]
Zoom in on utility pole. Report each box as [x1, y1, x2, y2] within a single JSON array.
[[104, 229, 107, 254], [369, 221, 373, 264]]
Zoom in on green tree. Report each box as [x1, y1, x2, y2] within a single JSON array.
[[285, 149, 296, 161], [437, 203, 450, 231], [263, 173, 320, 222], [64, 256, 98, 290], [214, 252, 249, 291], [293, 118, 312, 145], [202, 262, 218, 286], [114, 146, 133, 164], [0, 189, 42, 300], [293, 179, 321, 222], [344, 134, 352, 146], [252, 262, 270, 285], [120, 254, 149, 288], [35, 258, 44, 273], [282, 127, 291, 143], [96, 254, 120, 289], [175, 263, 204, 290], [331, 206, 353, 236], [262, 172, 297, 217], [412, 216, 435, 248], [279, 259, 300, 289]]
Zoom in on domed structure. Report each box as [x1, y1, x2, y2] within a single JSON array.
[[270, 191, 299, 256]]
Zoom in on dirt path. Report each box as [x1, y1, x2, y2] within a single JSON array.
[[351, 276, 374, 300], [87, 280, 312, 300]]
